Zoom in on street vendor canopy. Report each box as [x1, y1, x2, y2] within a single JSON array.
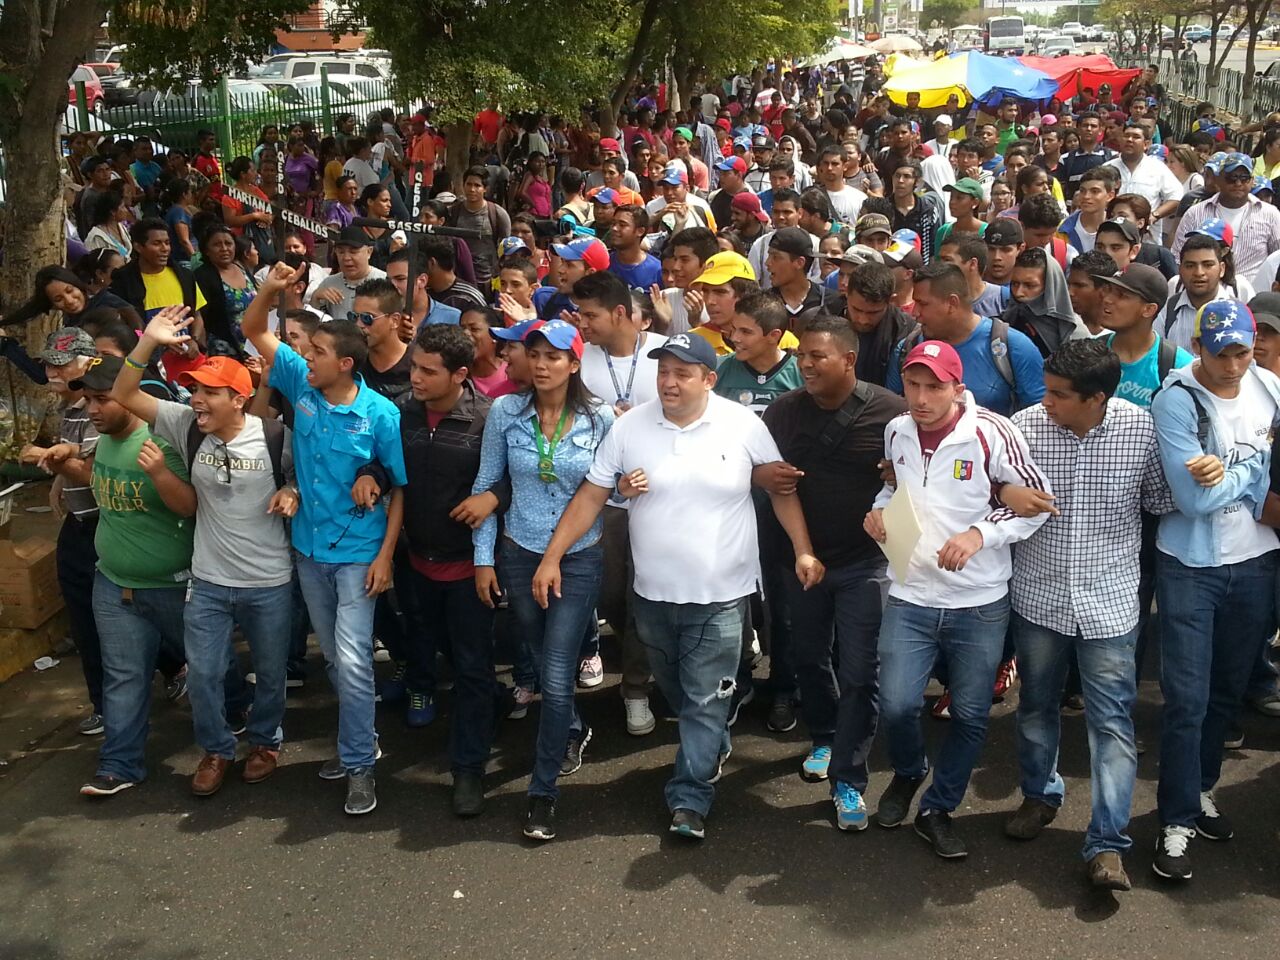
[[1015, 54, 1142, 102], [881, 51, 1057, 109]]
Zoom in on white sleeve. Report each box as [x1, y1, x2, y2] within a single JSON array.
[[971, 416, 1053, 550], [741, 409, 783, 465], [585, 418, 625, 489]]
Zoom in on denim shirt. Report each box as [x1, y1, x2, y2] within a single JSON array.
[[472, 391, 614, 566]]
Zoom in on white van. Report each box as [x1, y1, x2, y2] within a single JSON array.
[[1061, 22, 1085, 39], [254, 55, 388, 85]]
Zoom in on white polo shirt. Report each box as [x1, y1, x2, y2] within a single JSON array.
[[1104, 155, 1183, 243], [586, 392, 782, 604]]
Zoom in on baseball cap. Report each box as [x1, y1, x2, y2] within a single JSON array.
[[491, 318, 538, 342], [551, 237, 610, 272], [591, 187, 618, 206], [1193, 298, 1256, 353], [1040, 114, 1058, 127], [715, 118, 732, 132], [732, 137, 752, 153], [768, 226, 815, 259], [177, 355, 253, 398], [523, 318, 584, 358], [855, 213, 893, 238], [647, 330, 718, 369], [945, 177, 984, 200], [903, 340, 963, 383], [1190, 218, 1234, 246], [1220, 151, 1253, 175], [658, 162, 688, 186], [68, 354, 124, 392], [984, 219, 1024, 247], [1098, 217, 1141, 245], [1096, 263, 1167, 306], [731, 191, 769, 223], [673, 126, 694, 143], [751, 134, 776, 149], [79, 155, 109, 176], [1249, 292, 1280, 332], [1147, 143, 1169, 160], [892, 229, 922, 256], [821, 244, 884, 266], [883, 239, 924, 270], [1204, 151, 1229, 175], [598, 137, 621, 152], [693, 251, 756, 286], [498, 236, 532, 258], [934, 115, 954, 129], [715, 156, 748, 175], [334, 225, 374, 248], [38, 327, 96, 365], [1253, 175, 1274, 196]]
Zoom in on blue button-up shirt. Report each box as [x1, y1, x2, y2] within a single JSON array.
[[269, 344, 408, 564], [421, 298, 462, 328]]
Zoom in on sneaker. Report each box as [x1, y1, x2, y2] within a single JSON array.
[[577, 654, 604, 688], [318, 744, 383, 780], [670, 808, 706, 840], [800, 745, 832, 782], [285, 675, 305, 690], [344, 770, 377, 815], [1223, 726, 1245, 749], [523, 795, 557, 841], [766, 696, 797, 733], [1152, 824, 1195, 881], [1088, 851, 1132, 891], [376, 663, 408, 704], [930, 691, 951, 720], [747, 632, 763, 668], [452, 771, 484, 818], [875, 774, 924, 828], [1004, 797, 1058, 840], [372, 638, 391, 663], [709, 746, 732, 784], [228, 711, 248, 737], [508, 685, 535, 720], [624, 697, 656, 735], [406, 692, 437, 727], [1060, 693, 1086, 713], [1248, 690, 1280, 716], [78, 713, 104, 736], [80, 774, 136, 797], [914, 809, 968, 859], [1195, 791, 1233, 841], [165, 666, 188, 702], [561, 726, 592, 776], [727, 682, 755, 727], [992, 658, 1018, 701], [833, 781, 868, 832]]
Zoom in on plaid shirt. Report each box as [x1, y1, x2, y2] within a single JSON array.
[[1173, 193, 1280, 283], [1010, 399, 1174, 639]]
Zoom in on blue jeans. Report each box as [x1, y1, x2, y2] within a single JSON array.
[[789, 560, 889, 792], [499, 540, 602, 800], [411, 570, 498, 775], [93, 573, 187, 783], [185, 578, 293, 758], [296, 555, 379, 772], [879, 595, 1010, 814], [633, 595, 747, 817], [1012, 612, 1138, 860], [1156, 550, 1278, 826]]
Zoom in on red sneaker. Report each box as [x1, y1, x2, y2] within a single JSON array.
[[930, 691, 951, 720], [992, 658, 1018, 701]]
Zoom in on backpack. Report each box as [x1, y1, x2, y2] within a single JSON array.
[[1171, 381, 1211, 452], [897, 318, 1016, 392], [1048, 236, 1068, 272], [186, 415, 287, 490], [447, 198, 501, 242]]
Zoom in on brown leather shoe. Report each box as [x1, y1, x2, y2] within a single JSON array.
[[191, 755, 231, 796], [1004, 798, 1057, 840], [1088, 851, 1132, 891], [242, 746, 279, 784]]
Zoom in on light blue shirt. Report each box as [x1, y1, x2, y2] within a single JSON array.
[[472, 392, 614, 566], [269, 344, 407, 563], [1107, 334, 1193, 409], [421, 298, 461, 328]]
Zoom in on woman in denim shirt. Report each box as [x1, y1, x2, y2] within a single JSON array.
[[471, 319, 614, 841]]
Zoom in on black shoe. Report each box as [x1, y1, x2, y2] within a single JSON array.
[[79, 774, 136, 797], [1195, 791, 1233, 840], [1223, 726, 1245, 750], [669, 808, 706, 840], [452, 771, 485, 818], [875, 774, 923, 828], [228, 711, 248, 737], [1152, 825, 1194, 881], [523, 795, 556, 841], [344, 770, 377, 815], [561, 726, 592, 776], [766, 696, 797, 733], [727, 683, 755, 727], [914, 810, 968, 859]]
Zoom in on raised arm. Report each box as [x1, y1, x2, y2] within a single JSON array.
[[244, 260, 306, 365], [112, 304, 192, 425]]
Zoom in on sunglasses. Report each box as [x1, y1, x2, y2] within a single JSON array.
[[347, 310, 390, 326], [1223, 172, 1253, 184]]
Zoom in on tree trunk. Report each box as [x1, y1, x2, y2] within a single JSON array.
[[610, 0, 665, 117], [444, 120, 473, 195]]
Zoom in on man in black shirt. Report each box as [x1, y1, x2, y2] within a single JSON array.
[[765, 226, 841, 327], [353, 278, 412, 402], [420, 236, 487, 313], [845, 260, 916, 387], [758, 314, 907, 831]]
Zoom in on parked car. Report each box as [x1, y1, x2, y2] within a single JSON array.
[[254, 54, 388, 85], [68, 65, 105, 114], [100, 72, 144, 108], [83, 62, 120, 79], [1185, 26, 1212, 42], [1159, 34, 1188, 51], [1039, 36, 1077, 57]]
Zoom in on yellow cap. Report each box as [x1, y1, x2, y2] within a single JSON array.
[[693, 251, 755, 286]]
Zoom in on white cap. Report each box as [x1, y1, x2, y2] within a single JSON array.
[[934, 115, 954, 128]]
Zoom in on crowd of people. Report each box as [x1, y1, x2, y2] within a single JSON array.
[[7, 56, 1280, 895]]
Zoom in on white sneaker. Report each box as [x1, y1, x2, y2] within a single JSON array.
[[373, 638, 391, 663], [624, 697, 656, 735], [577, 654, 604, 688]]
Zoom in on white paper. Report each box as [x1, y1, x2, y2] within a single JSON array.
[[878, 485, 922, 583]]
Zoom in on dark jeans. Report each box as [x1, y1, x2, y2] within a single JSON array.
[[380, 541, 433, 694], [287, 573, 310, 681], [788, 560, 889, 792], [1134, 510, 1161, 682], [411, 570, 499, 775], [757, 492, 795, 698], [57, 514, 102, 714], [597, 506, 648, 698]]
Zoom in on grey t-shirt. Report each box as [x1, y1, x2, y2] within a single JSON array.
[[153, 401, 294, 588], [453, 203, 510, 287], [311, 266, 387, 320]]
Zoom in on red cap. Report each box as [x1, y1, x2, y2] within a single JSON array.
[[730, 191, 769, 223], [902, 340, 963, 384], [599, 137, 621, 152], [177, 355, 253, 397], [715, 118, 732, 132]]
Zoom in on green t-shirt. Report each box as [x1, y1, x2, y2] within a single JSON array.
[[91, 422, 194, 590], [714, 353, 803, 416]]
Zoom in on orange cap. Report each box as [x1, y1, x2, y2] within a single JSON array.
[[177, 355, 253, 397]]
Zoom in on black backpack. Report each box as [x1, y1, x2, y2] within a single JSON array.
[[185, 415, 287, 489]]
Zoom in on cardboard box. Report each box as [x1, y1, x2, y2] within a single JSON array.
[[0, 538, 63, 630]]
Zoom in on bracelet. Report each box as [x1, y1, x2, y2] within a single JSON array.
[[123, 356, 146, 371]]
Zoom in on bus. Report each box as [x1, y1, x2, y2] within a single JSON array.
[[985, 15, 1026, 55]]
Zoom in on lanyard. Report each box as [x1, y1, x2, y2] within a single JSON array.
[[529, 405, 570, 482], [604, 334, 641, 409]]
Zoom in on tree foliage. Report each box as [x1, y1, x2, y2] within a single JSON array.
[[921, 0, 973, 30]]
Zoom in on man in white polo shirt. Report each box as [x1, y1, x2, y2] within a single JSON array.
[[532, 332, 825, 840]]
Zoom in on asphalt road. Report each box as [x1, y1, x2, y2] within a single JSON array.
[[2, 641, 1280, 960]]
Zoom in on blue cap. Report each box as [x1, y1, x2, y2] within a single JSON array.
[[497, 236, 531, 258], [1204, 151, 1229, 175], [550, 237, 609, 271], [1194, 299, 1256, 354], [491, 319, 537, 342], [523, 318, 584, 358], [1253, 175, 1274, 195], [659, 162, 688, 186], [1220, 151, 1253, 175], [647, 331, 718, 369], [591, 187, 618, 205]]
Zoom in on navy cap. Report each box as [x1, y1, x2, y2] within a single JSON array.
[[647, 331, 718, 369]]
